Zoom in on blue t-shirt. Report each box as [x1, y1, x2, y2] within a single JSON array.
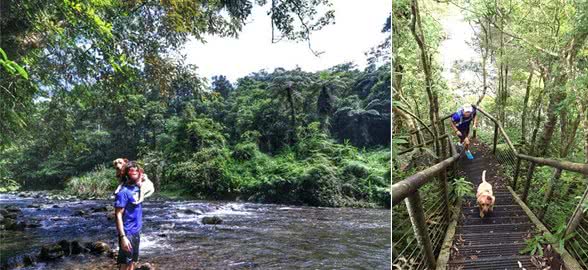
[[114, 185, 142, 236], [452, 107, 477, 130]]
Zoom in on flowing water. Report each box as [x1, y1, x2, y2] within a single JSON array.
[[0, 193, 390, 269]]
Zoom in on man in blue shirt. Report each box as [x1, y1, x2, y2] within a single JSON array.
[[450, 104, 478, 160], [114, 161, 144, 270]]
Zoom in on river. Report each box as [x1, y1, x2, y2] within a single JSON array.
[[0, 192, 390, 269]]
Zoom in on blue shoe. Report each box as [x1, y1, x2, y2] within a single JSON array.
[[465, 150, 474, 160]]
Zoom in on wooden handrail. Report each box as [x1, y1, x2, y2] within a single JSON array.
[[518, 154, 588, 175], [392, 136, 460, 206]]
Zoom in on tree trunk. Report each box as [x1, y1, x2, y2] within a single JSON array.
[[287, 85, 297, 144], [410, 0, 441, 157], [520, 68, 533, 145]]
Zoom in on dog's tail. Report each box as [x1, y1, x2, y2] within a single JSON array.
[[482, 170, 487, 183]]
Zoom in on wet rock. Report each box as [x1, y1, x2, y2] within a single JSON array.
[[158, 233, 167, 237], [5, 205, 21, 213], [108, 249, 117, 258], [25, 222, 41, 228], [86, 241, 111, 254], [4, 212, 18, 219], [58, 240, 71, 256], [201, 216, 223, 225], [73, 210, 86, 216], [93, 205, 114, 212], [52, 205, 60, 208], [2, 218, 21, 230], [71, 241, 86, 255], [183, 209, 202, 215], [0, 209, 8, 216], [39, 244, 65, 260], [106, 212, 116, 220], [23, 254, 36, 266], [137, 262, 156, 270]]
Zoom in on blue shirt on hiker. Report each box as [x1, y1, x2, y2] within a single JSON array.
[[114, 184, 142, 236], [451, 106, 477, 131]]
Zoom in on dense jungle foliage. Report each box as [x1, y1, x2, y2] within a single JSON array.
[[0, 0, 391, 208]]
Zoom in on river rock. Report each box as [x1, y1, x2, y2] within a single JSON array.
[[183, 209, 203, 215], [71, 241, 86, 255], [137, 262, 155, 270], [4, 212, 18, 219], [58, 240, 71, 256], [25, 222, 41, 228], [5, 205, 21, 213], [23, 254, 36, 266], [93, 205, 114, 212], [52, 205, 60, 208], [0, 209, 8, 216], [73, 210, 86, 216], [201, 216, 222, 225], [39, 244, 65, 260], [87, 241, 111, 254], [2, 218, 25, 230]]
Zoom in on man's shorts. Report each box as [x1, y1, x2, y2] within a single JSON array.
[[117, 233, 140, 265], [458, 126, 470, 143]]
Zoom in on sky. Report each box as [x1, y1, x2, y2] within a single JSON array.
[[180, 1, 390, 83]]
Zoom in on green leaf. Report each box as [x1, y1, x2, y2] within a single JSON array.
[[0, 48, 7, 61], [8, 61, 28, 79], [1, 61, 16, 74]]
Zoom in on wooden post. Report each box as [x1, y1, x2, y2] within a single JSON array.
[[565, 183, 588, 237], [439, 169, 450, 220], [522, 163, 536, 203], [539, 168, 562, 220], [405, 191, 436, 269], [493, 123, 499, 154], [513, 157, 521, 190]]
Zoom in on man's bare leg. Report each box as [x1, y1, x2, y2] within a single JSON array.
[[119, 263, 135, 270]]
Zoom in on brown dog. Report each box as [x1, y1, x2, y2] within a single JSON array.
[[476, 170, 495, 218], [112, 158, 154, 204]]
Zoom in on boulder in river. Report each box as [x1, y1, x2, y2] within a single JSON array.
[[201, 216, 223, 225], [5, 205, 21, 213], [86, 241, 111, 254], [23, 255, 36, 266], [28, 204, 41, 209], [3, 218, 25, 231], [58, 240, 71, 256], [93, 205, 115, 212], [39, 244, 65, 260], [71, 241, 86, 255], [73, 210, 86, 216], [183, 209, 203, 215]]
